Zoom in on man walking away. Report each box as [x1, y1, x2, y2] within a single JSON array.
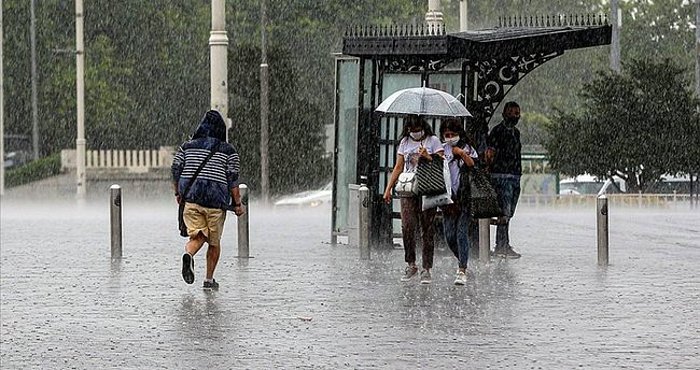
[[171, 110, 245, 290], [485, 102, 522, 259]]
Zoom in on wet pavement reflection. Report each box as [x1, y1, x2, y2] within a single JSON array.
[[1, 199, 699, 368]]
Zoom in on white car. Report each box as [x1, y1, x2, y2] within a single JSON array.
[[559, 174, 626, 196], [273, 182, 332, 208]]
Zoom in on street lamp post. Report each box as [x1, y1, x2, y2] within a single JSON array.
[[210, 0, 230, 139], [1, 3, 5, 196], [610, 0, 621, 72], [31, 0, 39, 160], [260, 0, 270, 205], [425, 0, 444, 30], [696, 0, 699, 105], [76, 0, 86, 198], [459, 0, 468, 32]]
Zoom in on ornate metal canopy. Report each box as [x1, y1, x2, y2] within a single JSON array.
[[344, 15, 610, 59], [342, 15, 611, 121]]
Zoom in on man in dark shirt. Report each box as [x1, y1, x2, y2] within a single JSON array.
[[485, 102, 522, 258]]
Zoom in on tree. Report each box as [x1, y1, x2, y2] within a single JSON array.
[[229, 43, 330, 194], [543, 58, 700, 192]]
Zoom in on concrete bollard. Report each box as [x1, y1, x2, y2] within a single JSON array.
[[478, 218, 490, 263], [237, 184, 250, 258], [110, 184, 122, 259], [358, 182, 370, 260], [597, 195, 609, 266]]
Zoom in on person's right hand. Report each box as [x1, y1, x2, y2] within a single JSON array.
[[485, 148, 495, 164], [418, 146, 431, 160], [383, 189, 392, 204]]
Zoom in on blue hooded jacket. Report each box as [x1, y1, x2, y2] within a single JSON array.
[[171, 110, 240, 210]]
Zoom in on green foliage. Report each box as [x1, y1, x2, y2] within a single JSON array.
[[2, 0, 697, 195], [544, 58, 700, 192], [519, 111, 551, 146], [5, 153, 61, 188], [229, 43, 331, 194]]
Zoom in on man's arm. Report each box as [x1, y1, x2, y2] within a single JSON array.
[[171, 146, 185, 203], [226, 147, 244, 215], [484, 126, 499, 166], [230, 186, 245, 216]]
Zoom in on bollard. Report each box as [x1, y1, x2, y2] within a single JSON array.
[[358, 182, 370, 260], [478, 218, 490, 263], [597, 195, 609, 266], [237, 184, 250, 258], [110, 184, 122, 259]]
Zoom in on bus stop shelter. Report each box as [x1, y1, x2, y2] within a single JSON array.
[[332, 15, 612, 247]]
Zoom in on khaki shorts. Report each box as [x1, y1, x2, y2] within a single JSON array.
[[183, 202, 226, 246]]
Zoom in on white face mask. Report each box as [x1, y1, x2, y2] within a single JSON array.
[[409, 130, 424, 140], [445, 136, 460, 146]]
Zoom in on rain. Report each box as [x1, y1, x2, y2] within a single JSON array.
[[1, 0, 699, 368]]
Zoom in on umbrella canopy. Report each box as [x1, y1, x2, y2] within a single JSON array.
[[375, 87, 471, 117]]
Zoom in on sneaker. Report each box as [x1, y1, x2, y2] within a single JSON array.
[[494, 248, 508, 258], [181, 253, 195, 284], [420, 270, 432, 285], [400, 265, 419, 282], [504, 247, 521, 259], [454, 270, 467, 286], [203, 279, 219, 290]]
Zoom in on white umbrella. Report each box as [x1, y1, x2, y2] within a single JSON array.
[[375, 87, 471, 117]]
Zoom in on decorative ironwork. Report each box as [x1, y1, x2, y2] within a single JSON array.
[[470, 51, 563, 120], [497, 14, 608, 28], [384, 57, 453, 72], [344, 23, 447, 38]]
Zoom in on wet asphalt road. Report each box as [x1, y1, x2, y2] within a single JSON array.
[[1, 198, 699, 369]]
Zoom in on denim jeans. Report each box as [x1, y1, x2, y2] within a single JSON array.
[[491, 175, 521, 250], [400, 197, 437, 269], [441, 203, 470, 269]]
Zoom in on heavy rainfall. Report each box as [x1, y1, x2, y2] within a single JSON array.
[[1, 0, 699, 369]]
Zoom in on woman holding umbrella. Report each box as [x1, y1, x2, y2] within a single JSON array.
[[382, 115, 444, 284]]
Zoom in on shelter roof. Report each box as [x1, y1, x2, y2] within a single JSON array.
[[343, 15, 611, 60]]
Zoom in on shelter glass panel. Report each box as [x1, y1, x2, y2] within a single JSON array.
[[333, 58, 360, 233], [427, 72, 462, 98]]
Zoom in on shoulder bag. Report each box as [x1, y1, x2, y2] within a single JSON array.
[[468, 166, 503, 219], [178, 148, 217, 237], [415, 154, 447, 196]]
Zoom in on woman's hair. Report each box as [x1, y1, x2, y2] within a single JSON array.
[[439, 117, 475, 147], [400, 115, 435, 139]]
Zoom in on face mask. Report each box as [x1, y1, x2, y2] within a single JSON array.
[[409, 130, 424, 140], [445, 136, 460, 146], [504, 117, 519, 128]]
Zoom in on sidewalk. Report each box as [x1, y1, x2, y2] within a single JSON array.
[[1, 199, 699, 369]]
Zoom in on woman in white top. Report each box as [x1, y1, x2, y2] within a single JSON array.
[[383, 115, 444, 284], [439, 118, 477, 286]]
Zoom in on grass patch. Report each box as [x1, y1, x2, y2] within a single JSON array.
[[6, 153, 62, 188]]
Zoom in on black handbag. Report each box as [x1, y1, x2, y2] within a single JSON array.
[[415, 154, 447, 196], [177, 149, 217, 237], [468, 167, 503, 219]]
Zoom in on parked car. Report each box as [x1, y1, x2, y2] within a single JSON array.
[[273, 182, 332, 208], [559, 174, 627, 196], [3, 134, 32, 170]]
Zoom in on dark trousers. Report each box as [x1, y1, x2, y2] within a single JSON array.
[[492, 176, 521, 250], [442, 202, 471, 269], [400, 197, 437, 269]]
